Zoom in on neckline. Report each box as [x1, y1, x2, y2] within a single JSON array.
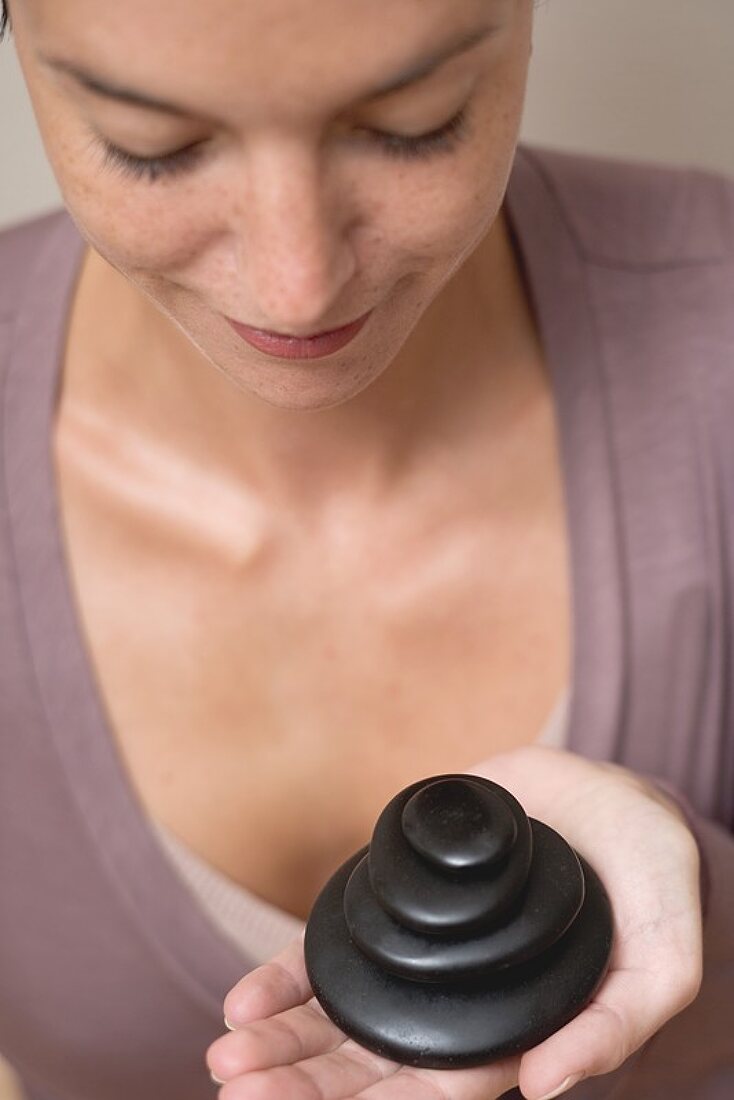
[[504, 148, 627, 757], [3, 215, 254, 1013], [2, 145, 627, 1013]]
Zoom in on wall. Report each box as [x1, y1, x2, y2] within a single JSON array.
[[523, 0, 734, 174]]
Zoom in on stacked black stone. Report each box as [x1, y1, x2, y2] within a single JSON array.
[[304, 774, 613, 1069]]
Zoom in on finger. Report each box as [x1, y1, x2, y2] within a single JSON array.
[[218, 1044, 397, 1100], [517, 963, 700, 1100], [224, 932, 310, 1026], [351, 1057, 520, 1100], [208, 1000, 344, 1080]]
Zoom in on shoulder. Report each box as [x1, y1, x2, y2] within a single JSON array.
[[0, 207, 76, 323], [513, 145, 734, 472], [515, 143, 734, 268]]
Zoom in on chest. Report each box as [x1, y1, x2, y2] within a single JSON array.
[[53, 420, 569, 921]]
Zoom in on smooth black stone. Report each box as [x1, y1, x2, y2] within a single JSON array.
[[402, 778, 517, 872], [305, 847, 613, 1069], [369, 775, 532, 935], [343, 820, 585, 981]]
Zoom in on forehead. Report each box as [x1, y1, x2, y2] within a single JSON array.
[[24, 0, 498, 109]]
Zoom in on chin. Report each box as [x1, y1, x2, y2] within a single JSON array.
[[173, 280, 426, 411], [222, 357, 390, 411]]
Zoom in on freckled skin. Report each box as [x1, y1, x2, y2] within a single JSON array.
[[9, 0, 570, 920], [14, 0, 532, 409]]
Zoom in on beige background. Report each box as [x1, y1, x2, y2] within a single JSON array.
[[1, 0, 733, 1095]]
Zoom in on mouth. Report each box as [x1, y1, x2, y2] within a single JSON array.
[[225, 310, 373, 360]]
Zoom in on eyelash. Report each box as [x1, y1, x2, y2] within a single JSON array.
[[95, 106, 470, 184]]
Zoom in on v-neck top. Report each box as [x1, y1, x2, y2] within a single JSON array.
[[2, 144, 734, 1100]]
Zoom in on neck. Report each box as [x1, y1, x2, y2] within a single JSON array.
[[64, 210, 544, 513]]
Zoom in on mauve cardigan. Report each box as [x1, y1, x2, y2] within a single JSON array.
[[1, 144, 733, 1099]]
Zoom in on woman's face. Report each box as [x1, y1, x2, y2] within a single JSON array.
[[12, 0, 533, 409]]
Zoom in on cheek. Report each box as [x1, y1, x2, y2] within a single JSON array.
[[66, 177, 215, 278], [405, 166, 505, 264], [9, 61, 170, 273], [25, 99, 215, 277], [29, 121, 197, 275], [356, 91, 526, 279], [362, 154, 514, 283]]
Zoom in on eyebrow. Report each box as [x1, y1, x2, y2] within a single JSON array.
[[38, 23, 496, 120]]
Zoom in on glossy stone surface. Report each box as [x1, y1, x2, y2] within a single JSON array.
[[306, 847, 612, 1068], [343, 820, 585, 980], [368, 776, 533, 935], [401, 778, 517, 871], [304, 773, 614, 1068]]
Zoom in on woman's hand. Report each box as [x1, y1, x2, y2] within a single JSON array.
[[206, 746, 703, 1100], [208, 933, 521, 1099]]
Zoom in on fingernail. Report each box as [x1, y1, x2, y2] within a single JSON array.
[[223, 1015, 236, 1031], [537, 1073, 584, 1100], [210, 1070, 226, 1085]]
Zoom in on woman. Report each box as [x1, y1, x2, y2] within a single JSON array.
[[0, 1, 731, 1098]]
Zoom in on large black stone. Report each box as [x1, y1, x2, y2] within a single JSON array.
[[306, 848, 612, 1068], [304, 774, 614, 1069]]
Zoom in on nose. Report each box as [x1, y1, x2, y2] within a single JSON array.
[[239, 145, 358, 334]]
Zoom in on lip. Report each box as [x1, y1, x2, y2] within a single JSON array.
[[226, 310, 373, 360]]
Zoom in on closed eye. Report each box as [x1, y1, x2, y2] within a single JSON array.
[[94, 136, 205, 183], [91, 105, 471, 184], [369, 106, 469, 159]]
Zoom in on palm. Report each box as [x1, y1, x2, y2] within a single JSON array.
[[210, 938, 520, 1099], [209, 748, 702, 1100]]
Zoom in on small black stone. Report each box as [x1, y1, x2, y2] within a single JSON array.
[[368, 775, 533, 935], [401, 778, 517, 871]]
